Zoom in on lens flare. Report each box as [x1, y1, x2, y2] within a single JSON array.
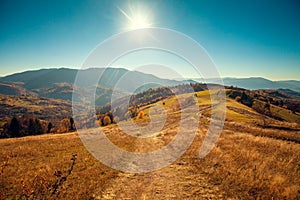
[[118, 5, 153, 31]]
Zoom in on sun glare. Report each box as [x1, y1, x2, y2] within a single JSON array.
[[118, 5, 153, 31], [129, 13, 152, 30]]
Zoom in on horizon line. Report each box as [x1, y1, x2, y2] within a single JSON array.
[[0, 66, 299, 82]]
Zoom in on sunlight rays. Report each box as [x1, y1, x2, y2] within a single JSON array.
[[117, 4, 154, 31]]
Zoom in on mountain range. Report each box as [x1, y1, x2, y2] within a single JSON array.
[[0, 68, 180, 106], [0, 68, 299, 106], [0, 68, 180, 90], [191, 77, 300, 92]]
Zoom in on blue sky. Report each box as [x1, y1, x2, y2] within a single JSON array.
[[0, 0, 300, 80]]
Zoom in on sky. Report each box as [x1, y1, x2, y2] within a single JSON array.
[[0, 0, 300, 80]]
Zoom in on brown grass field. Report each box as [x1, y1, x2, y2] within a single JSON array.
[[1, 91, 300, 199]]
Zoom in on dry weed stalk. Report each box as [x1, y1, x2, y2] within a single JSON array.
[[19, 153, 77, 200]]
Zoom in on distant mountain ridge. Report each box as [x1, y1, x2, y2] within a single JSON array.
[[0, 68, 181, 106], [191, 77, 300, 92], [0, 68, 180, 91], [1, 68, 299, 105]]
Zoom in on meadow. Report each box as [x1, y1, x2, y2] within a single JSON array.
[[1, 90, 299, 199]]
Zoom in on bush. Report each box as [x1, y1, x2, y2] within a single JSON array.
[[58, 118, 70, 133], [102, 115, 111, 126], [235, 96, 241, 102], [113, 116, 120, 123], [138, 111, 144, 119], [129, 107, 138, 118]]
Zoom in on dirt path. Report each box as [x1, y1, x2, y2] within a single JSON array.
[[87, 120, 225, 199], [98, 163, 225, 200]]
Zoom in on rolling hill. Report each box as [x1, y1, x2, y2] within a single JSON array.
[[0, 82, 28, 96], [1, 89, 299, 199]]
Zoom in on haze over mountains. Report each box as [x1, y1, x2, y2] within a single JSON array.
[[0, 68, 180, 90], [0, 68, 299, 105], [198, 77, 300, 92], [0, 68, 180, 106]]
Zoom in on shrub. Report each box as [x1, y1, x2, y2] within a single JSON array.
[[129, 107, 138, 118], [235, 96, 241, 102], [58, 118, 70, 133], [102, 115, 111, 126], [138, 111, 144, 119], [114, 116, 120, 123]]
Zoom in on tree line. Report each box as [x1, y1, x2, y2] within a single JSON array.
[[0, 116, 76, 138]]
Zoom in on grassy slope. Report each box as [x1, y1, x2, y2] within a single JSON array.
[[148, 90, 258, 123], [0, 94, 87, 133], [0, 95, 68, 120], [1, 91, 300, 199], [270, 103, 300, 123]]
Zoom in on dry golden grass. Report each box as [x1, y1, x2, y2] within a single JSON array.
[[0, 133, 119, 199], [1, 91, 300, 199], [190, 127, 300, 199], [1, 118, 299, 199]]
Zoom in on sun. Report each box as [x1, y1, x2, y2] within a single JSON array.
[[118, 5, 153, 31], [128, 13, 152, 30]]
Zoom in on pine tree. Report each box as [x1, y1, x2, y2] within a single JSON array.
[[27, 118, 43, 135], [35, 119, 43, 135], [28, 118, 35, 135], [9, 117, 21, 137], [69, 117, 75, 131], [47, 122, 53, 133]]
